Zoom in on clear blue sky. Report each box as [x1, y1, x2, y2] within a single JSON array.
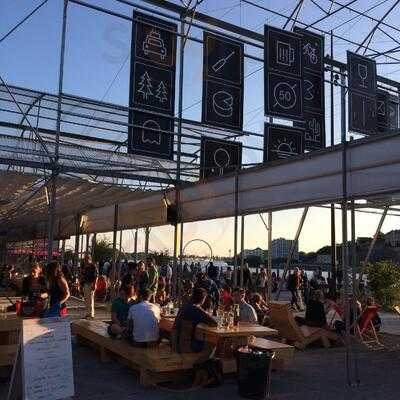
[[1, 0, 400, 256]]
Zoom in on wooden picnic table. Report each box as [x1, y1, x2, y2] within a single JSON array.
[[159, 315, 278, 372]]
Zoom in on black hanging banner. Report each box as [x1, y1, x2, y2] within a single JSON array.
[[347, 51, 377, 96], [128, 111, 174, 160], [202, 32, 244, 130], [264, 124, 304, 162], [292, 27, 326, 151], [349, 91, 377, 135], [200, 136, 242, 179], [128, 12, 177, 158], [347, 51, 378, 135], [389, 94, 399, 130], [264, 25, 303, 120]]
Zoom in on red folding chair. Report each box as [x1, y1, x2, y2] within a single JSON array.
[[355, 305, 381, 346]]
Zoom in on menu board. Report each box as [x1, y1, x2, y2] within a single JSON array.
[[22, 318, 74, 400]]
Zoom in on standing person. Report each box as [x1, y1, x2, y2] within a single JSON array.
[[299, 267, 309, 305], [287, 267, 304, 311], [81, 255, 98, 319], [45, 261, 70, 317], [207, 262, 219, 284], [195, 272, 219, 311], [224, 266, 233, 287], [257, 268, 267, 299], [145, 256, 158, 302]]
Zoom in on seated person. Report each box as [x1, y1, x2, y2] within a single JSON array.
[[295, 290, 328, 328], [156, 277, 168, 306], [334, 298, 362, 335], [366, 296, 381, 331], [220, 284, 233, 310], [250, 293, 269, 325], [127, 288, 160, 347], [172, 288, 217, 354], [108, 284, 135, 339], [232, 288, 258, 324], [179, 280, 194, 306]]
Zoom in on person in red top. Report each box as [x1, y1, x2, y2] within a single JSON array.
[[220, 284, 233, 310]]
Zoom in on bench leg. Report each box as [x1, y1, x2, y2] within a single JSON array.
[[140, 369, 153, 387], [100, 347, 110, 363]]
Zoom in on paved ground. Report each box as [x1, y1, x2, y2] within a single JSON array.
[[2, 295, 400, 400], [69, 336, 400, 400]]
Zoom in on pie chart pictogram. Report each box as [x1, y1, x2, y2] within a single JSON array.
[[212, 90, 234, 117]]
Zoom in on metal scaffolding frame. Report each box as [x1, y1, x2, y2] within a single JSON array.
[[2, 0, 400, 385]]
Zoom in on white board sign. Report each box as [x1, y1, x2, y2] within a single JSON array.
[[22, 317, 74, 400]]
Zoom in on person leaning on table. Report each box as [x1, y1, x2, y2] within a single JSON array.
[[171, 288, 217, 361]]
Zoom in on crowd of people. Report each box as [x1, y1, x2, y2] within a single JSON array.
[[0, 257, 380, 349]]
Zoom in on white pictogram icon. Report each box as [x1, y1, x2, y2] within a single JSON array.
[[377, 100, 385, 116], [155, 81, 168, 103], [305, 118, 321, 142], [358, 64, 368, 88], [141, 119, 161, 145], [303, 43, 318, 64], [273, 82, 297, 110], [213, 148, 231, 175], [137, 71, 153, 100], [212, 51, 235, 73], [212, 90, 234, 117], [272, 137, 298, 159], [276, 41, 295, 67], [143, 28, 167, 61], [304, 79, 314, 101]]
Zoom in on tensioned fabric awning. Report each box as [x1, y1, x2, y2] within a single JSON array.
[[3, 131, 400, 241]]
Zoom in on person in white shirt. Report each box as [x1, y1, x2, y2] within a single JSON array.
[[127, 288, 160, 347]]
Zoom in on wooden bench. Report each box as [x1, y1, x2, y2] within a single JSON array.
[[71, 319, 201, 386], [249, 337, 295, 369], [269, 302, 337, 350]]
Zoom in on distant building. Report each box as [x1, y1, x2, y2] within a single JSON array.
[[241, 247, 267, 261], [316, 254, 331, 264], [385, 230, 400, 247], [271, 238, 298, 260]]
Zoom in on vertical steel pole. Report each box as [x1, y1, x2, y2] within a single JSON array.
[[176, 17, 185, 182], [172, 223, 180, 298], [112, 204, 119, 288], [74, 214, 81, 274], [47, 0, 68, 262], [178, 222, 184, 294], [144, 227, 150, 256], [364, 206, 389, 264], [267, 212, 272, 301], [119, 229, 123, 256], [340, 68, 352, 386], [60, 239, 66, 265], [330, 30, 337, 293], [240, 215, 245, 288], [85, 233, 89, 255], [134, 229, 138, 262], [91, 233, 96, 259], [233, 167, 239, 287], [350, 199, 360, 385]]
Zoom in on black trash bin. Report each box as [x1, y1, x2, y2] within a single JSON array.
[[236, 347, 274, 400]]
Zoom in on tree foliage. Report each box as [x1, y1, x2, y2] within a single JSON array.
[[363, 261, 400, 310], [93, 238, 113, 262]]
